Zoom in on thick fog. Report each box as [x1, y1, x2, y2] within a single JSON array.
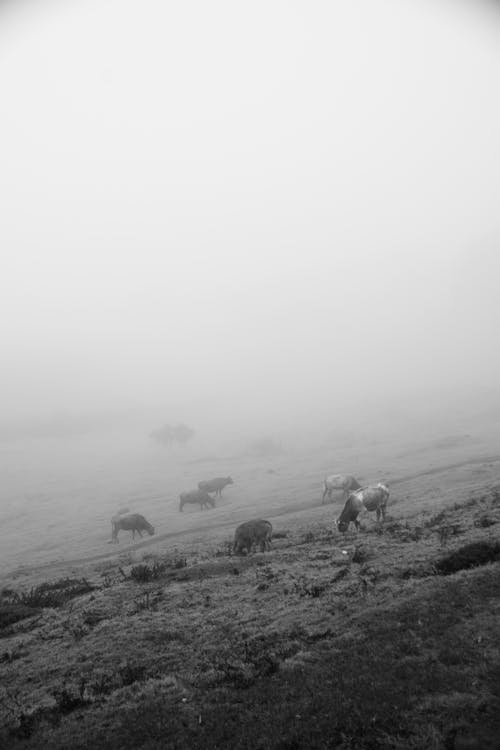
[[1, 0, 500, 443]]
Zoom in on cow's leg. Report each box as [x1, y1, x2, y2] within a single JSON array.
[[357, 502, 369, 531], [137, 529, 143, 537]]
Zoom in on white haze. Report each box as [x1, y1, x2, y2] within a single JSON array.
[[1, 0, 499, 443]]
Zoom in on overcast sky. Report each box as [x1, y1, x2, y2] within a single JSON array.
[[1, 0, 499, 432]]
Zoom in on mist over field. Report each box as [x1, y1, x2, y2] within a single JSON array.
[[0, 0, 499, 568], [2, 8, 500, 747]]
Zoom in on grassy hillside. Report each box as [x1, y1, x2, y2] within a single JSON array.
[[1, 464, 499, 749]]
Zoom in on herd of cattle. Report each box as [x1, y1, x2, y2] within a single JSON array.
[[108, 473, 390, 552]]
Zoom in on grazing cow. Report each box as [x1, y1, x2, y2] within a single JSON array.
[[198, 476, 233, 498], [233, 519, 272, 555], [322, 474, 362, 504], [110, 513, 155, 544], [336, 483, 390, 532], [179, 489, 215, 512]]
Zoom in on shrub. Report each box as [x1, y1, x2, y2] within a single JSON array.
[[51, 685, 89, 714], [130, 562, 166, 583], [352, 545, 371, 564], [435, 541, 500, 575], [14, 578, 94, 609], [0, 602, 41, 631], [0, 579, 93, 632], [474, 515, 496, 528]]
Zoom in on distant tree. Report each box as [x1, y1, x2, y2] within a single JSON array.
[[150, 423, 195, 447], [171, 423, 195, 444]]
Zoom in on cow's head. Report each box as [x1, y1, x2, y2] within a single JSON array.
[[146, 524, 155, 536], [226, 476, 234, 484], [336, 519, 349, 533]]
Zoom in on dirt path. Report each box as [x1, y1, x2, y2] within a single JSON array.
[[8, 452, 500, 578]]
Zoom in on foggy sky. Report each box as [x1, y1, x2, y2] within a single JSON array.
[[1, 0, 499, 433]]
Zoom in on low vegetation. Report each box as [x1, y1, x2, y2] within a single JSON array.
[[0, 579, 94, 633], [435, 540, 500, 575], [0, 485, 499, 748]]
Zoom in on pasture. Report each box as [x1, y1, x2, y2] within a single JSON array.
[[1, 424, 500, 748]]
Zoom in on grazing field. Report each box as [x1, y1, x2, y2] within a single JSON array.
[[1, 427, 500, 748]]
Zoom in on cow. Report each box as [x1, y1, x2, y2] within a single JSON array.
[[179, 489, 215, 512], [233, 519, 272, 555], [322, 474, 362, 504], [198, 476, 233, 498], [336, 483, 390, 532], [110, 513, 155, 544]]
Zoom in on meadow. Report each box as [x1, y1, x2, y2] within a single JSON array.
[[1, 421, 500, 748]]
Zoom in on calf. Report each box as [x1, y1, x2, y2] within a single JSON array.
[[336, 483, 389, 532], [110, 513, 155, 544], [233, 519, 272, 555]]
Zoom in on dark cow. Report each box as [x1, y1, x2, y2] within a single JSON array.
[[198, 476, 233, 498], [336, 484, 390, 532], [322, 474, 362, 504], [179, 489, 215, 512], [110, 513, 155, 544], [233, 519, 272, 555]]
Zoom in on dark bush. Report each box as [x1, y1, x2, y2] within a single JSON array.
[[52, 685, 89, 714], [130, 562, 166, 582], [0, 579, 93, 631], [435, 541, 500, 575], [474, 515, 496, 528], [16, 578, 93, 609], [352, 545, 371, 564], [0, 602, 41, 630]]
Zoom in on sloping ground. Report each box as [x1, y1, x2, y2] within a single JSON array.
[[4, 451, 500, 585], [2, 426, 500, 575], [1, 488, 499, 749]]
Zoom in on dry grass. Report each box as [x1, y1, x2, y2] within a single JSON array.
[[1, 434, 500, 748], [0, 481, 499, 748]]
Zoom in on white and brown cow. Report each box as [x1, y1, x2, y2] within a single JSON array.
[[336, 483, 390, 532]]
